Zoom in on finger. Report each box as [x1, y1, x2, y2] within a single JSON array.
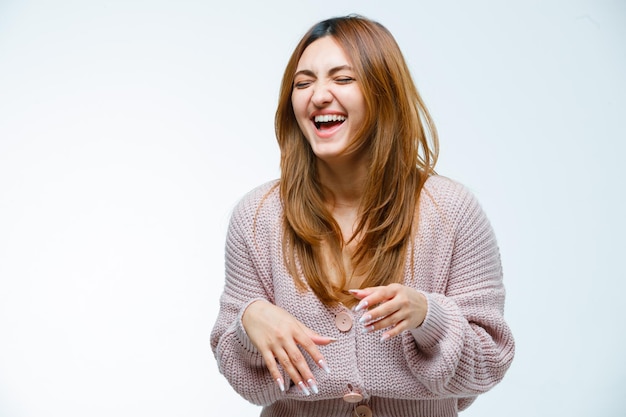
[[380, 319, 407, 341], [361, 312, 408, 342], [305, 330, 338, 346], [350, 286, 396, 312], [360, 308, 402, 332], [378, 308, 416, 341], [363, 283, 418, 318], [280, 344, 318, 395], [260, 350, 287, 393], [359, 287, 427, 340], [301, 329, 334, 373], [348, 288, 370, 300], [273, 348, 308, 393], [357, 295, 401, 325]]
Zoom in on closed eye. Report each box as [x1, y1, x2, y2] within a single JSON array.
[[294, 80, 313, 89], [335, 77, 355, 84]]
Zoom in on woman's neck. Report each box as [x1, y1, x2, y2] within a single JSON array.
[[316, 153, 369, 244], [316, 150, 369, 207]]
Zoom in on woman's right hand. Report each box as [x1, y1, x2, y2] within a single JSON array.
[[241, 299, 335, 395]]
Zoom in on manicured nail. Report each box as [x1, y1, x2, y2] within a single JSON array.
[[324, 336, 338, 343], [276, 378, 285, 392], [354, 300, 368, 312], [361, 325, 375, 334], [298, 381, 311, 396], [359, 314, 372, 324], [318, 359, 331, 374], [380, 333, 390, 342], [348, 289, 360, 294], [307, 378, 319, 394]]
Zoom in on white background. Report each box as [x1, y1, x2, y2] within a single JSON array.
[[1, 1, 624, 416]]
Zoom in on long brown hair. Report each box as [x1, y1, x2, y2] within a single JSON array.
[[275, 15, 438, 307]]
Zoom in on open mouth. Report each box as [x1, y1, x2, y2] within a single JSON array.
[[313, 114, 346, 131]]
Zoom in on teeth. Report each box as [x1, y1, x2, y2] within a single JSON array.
[[314, 114, 346, 123]]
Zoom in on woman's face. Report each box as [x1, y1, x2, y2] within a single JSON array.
[[291, 36, 366, 164]]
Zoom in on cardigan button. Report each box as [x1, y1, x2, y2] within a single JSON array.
[[342, 392, 363, 403], [355, 405, 372, 417], [335, 312, 353, 332]]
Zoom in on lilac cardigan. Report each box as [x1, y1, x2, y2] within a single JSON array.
[[210, 176, 515, 417]]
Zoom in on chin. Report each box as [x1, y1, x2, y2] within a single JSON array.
[[311, 146, 345, 160]]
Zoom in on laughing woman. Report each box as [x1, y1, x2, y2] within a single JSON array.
[[211, 15, 514, 417]]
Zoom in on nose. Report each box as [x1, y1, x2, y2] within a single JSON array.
[[311, 82, 333, 107]]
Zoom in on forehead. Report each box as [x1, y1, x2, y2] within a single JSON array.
[[296, 36, 352, 71]]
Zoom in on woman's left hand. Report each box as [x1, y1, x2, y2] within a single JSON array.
[[349, 283, 428, 341]]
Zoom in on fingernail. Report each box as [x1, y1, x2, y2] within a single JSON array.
[[318, 359, 331, 374], [354, 300, 368, 312], [358, 314, 372, 324], [348, 289, 360, 294], [361, 325, 374, 334], [276, 378, 285, 392], [298, 381, 311, 396], [380, 333, 390, 342], [324, 336, 338, 343], [307, 378, 319, 394]]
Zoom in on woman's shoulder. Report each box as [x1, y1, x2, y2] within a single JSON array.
[[230, 179, 282, 222], [423, 175, 472, 200], [421, 175, 484, 218]]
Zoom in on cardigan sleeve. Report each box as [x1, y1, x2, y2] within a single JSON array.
[[402, 182, 515, 405], [209, 187, 284, 406]]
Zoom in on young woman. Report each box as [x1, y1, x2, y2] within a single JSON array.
[[211, 15, 514, 417]]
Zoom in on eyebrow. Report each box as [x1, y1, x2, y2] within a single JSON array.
[[294, 65, 354, 78]]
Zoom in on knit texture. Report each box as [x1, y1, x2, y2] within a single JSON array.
[[210, 175, 515, 417]]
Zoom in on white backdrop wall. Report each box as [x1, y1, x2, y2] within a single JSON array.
[[0, 1, 624, 416]]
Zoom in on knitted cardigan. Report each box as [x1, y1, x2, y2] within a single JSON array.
[[210, 176, 515, 417]]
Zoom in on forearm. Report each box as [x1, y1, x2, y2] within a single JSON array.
[[405, 290, 514, 396]]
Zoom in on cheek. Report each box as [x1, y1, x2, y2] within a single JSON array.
[[289, 96, 304, 131], [291, 94, 309, 124], [351, 96, 367, 124], [291, 93, 303, 114]]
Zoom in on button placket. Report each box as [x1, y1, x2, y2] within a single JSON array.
[[343, 383, 372, 416], [333, 310, 369, 414]]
